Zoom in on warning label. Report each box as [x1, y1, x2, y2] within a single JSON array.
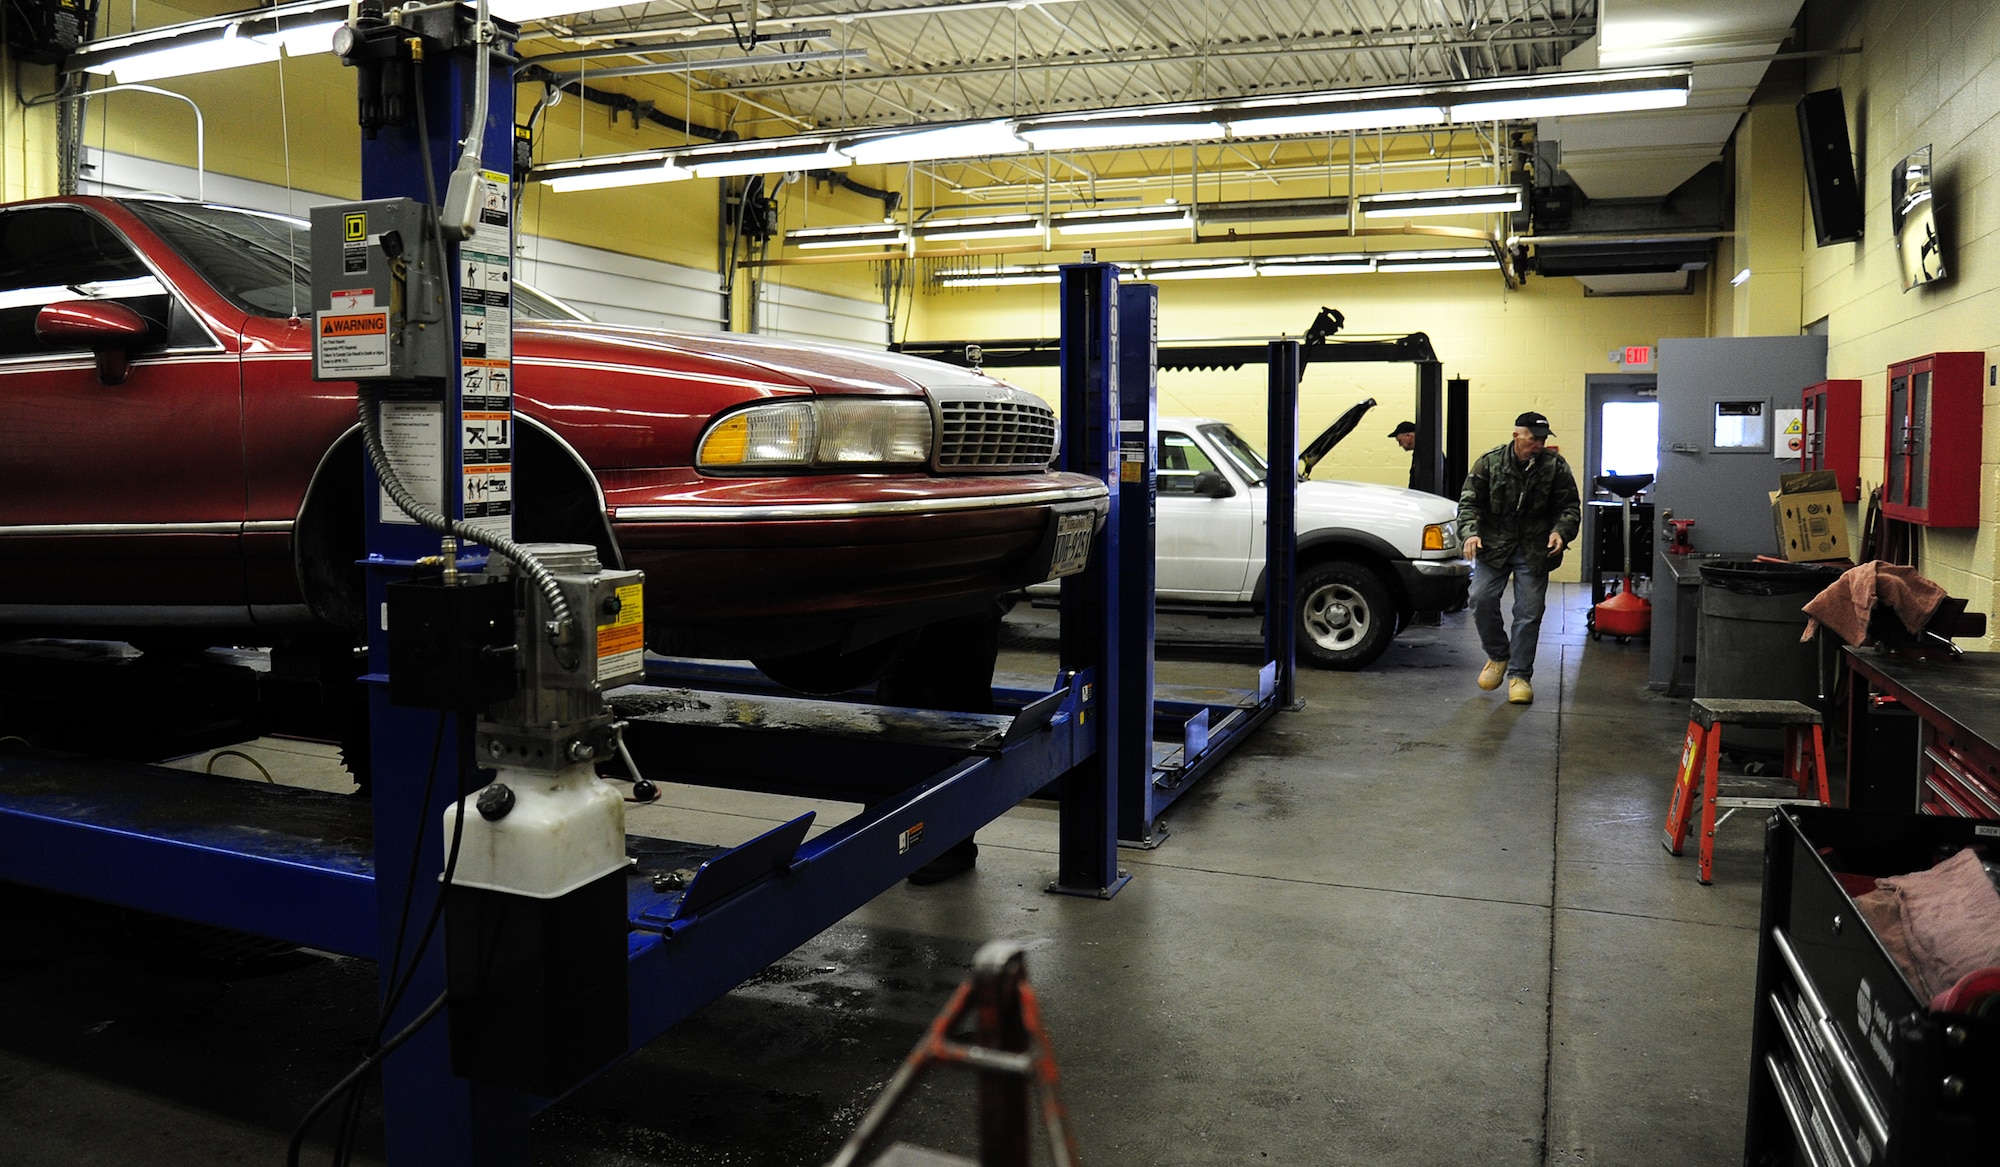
[[463, 411, 511, 465], [317, 310, 391, 377], [377, 401, 443, 524], [595, 581, 645, 680]]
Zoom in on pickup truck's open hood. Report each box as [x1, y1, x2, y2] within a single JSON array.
[[1300, 397, 1376, 478]]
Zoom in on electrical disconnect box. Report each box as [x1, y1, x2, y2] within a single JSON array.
[[4, 0, 95, 65], [309, 199, 452, 383]]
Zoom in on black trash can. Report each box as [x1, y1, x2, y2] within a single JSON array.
[[1695, 559, 1842, 748]]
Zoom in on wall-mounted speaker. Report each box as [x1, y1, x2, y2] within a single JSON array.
[[1797, 88, 1863, 246]]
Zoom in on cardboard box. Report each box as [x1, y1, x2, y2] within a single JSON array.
[[1771, 470, 1850, 562]]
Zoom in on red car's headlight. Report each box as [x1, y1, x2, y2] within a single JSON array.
[[698, 399, 933, 470]]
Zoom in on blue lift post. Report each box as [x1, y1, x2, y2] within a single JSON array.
[[347, 13, 533, 1164], [1112, 282, 1161, 846], [1051, 263, 1130, 897]]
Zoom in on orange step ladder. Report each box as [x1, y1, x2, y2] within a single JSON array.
[[1663, 697, 1830, 884]]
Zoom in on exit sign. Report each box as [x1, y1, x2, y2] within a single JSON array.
[[1621, 345, 1655, 370]]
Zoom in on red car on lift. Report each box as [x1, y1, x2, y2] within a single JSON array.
[[0, 197, 1106, 719]]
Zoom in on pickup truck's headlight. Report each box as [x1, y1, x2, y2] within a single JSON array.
[[698, 399, 933, 469], [1422, 521, 1457, 551]]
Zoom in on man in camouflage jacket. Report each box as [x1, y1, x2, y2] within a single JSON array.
[[1457, 411, 1581, 705]]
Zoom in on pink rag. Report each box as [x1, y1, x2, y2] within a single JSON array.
[[1800, 561, 1948, 646], [1871, 847, 2000, 999]]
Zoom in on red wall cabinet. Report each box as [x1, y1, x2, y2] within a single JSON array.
[[1800, 378, 1861, 502], [1882, 351, 1984, 527]]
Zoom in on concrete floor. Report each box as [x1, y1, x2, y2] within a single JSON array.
[[0, 585, 1776, 1165]]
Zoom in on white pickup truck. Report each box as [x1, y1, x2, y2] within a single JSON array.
[[1039, 410, 1469, 669]]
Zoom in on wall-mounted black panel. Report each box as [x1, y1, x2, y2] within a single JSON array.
[[1797, 88, 1863, 246]]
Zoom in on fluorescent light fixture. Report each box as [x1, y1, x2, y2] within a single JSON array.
[[914, 214, 1045, 242], [1358, 185, 1524, 219], [82, 22, 279, 82], [1372, 248, 1496, 273], [247, 18, 341, 56], [1141, 261, 1259, 281], [1258, 255, 1376, 276], [1731, 268, 1752, 286], [1229, 97, 1447, 138], [842, 120, 1027, 165], [1017, 113, 1224, 151], [546, 48, 869, 82], [680, 141, 848, 178], [1446, 67, 1690, 121], [937, 265, 1064, 288], [1053, 206, 1193, 236], [539, 156, 692, 192], [788, 223, 912, 250]]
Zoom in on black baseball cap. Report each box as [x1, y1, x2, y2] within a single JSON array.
[[1388, 421, 1416, 437], [1515, 411, 1554, 439]]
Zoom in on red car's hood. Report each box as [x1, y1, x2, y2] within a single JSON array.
[[514, 319, 1014, 398]]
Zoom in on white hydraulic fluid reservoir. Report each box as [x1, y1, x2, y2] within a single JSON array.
[[444, 760, 631, 898]]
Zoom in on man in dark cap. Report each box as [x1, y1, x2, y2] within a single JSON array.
[[1456, 411, 1580, 705], [1388, 421, 1418, 488]]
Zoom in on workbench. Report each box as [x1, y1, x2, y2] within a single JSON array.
[[1842, 646, 2000, 818]]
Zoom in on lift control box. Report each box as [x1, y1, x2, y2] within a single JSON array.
[[308, 198, 452, 382]]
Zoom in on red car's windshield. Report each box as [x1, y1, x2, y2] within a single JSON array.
[[122, 200, 584, 322]]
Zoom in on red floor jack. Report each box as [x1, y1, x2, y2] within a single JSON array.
[[1591, 473, 1653, 642]]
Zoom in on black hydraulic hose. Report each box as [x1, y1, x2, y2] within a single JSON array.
[[356, 385, 577, 654]]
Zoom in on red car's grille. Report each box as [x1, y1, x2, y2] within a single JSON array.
[[935, 396, 1057, 471]]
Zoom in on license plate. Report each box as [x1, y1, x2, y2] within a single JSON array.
[[1045, 510, 1094, 580]]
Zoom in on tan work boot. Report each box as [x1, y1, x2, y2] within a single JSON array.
[[1508, 677, 1533, 705], [1478, 659, 1507, 691]]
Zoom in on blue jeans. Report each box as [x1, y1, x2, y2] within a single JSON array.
[[1470, 549, 1548, 680]]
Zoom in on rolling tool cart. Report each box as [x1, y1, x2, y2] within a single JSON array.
[[1746, 806, 1997, 1166]]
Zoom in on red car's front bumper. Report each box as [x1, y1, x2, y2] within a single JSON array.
[[601, 470, 1107, 658]]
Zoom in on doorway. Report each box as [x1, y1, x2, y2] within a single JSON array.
[[1581, 374, 1659, 604]]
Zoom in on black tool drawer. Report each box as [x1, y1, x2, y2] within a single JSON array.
[[1746, 806, 1999, 1166]]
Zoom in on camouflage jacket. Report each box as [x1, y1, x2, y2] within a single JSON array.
[[1457, 443, 1582, 571]]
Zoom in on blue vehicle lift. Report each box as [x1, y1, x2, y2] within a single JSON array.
[[644, 267, 1305, 850], [0, 9, 1123, 1165]]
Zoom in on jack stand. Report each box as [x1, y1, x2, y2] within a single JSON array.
[[823, 941, 1081, 1167]]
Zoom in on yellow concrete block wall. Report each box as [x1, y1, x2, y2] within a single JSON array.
[[1799, 0, 2000, 644]]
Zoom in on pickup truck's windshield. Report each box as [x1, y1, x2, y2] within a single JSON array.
[[1202, 423, 1269, 486]]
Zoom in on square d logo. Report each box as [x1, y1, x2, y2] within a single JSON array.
[[343, 213, 367, 242]]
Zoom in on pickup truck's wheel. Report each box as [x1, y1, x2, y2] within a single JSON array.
[[1296, 562, 1394, 670]]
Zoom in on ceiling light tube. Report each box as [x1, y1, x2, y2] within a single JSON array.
[[680, 141, 848, 178], [1373, 249, 1496, 272], [1141, 262, 1259, 281], [81, 22, 279, 82], [1358, 185, 1524, 218], [843, 120, 1028, 166], [937, 266, 1064, 287], [1017, 113, 1224, 151], [245, 18, 342, 56], [1446, 68, 1691, 121], [1228, 99, 1447, 138], [1053, 206, 1194, 235], [546, 48, 869, 82], [914, 214, 1045, 241], [537, 155, 691, 191], [788, 224, 912, 249], [1259, 256, 1376, 276]]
